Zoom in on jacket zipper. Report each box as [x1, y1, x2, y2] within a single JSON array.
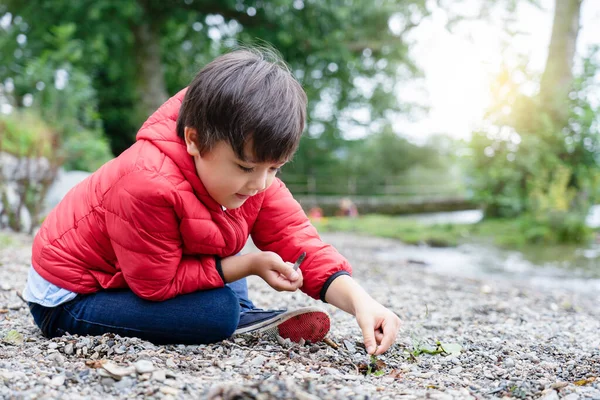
[[223, 209, 244, 251]]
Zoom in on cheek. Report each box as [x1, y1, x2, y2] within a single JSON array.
[[265, 174, 276, 189]]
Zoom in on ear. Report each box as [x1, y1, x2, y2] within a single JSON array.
[[184, 127, 200, 156]]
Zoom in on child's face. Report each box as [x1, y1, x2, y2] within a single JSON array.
[[185, 128, 285, 209]]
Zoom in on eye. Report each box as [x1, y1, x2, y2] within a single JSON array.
[[238, 164, 254, 173], [270, 167, 281, 174]]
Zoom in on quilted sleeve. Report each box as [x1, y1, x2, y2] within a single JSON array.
[[251, 179, 352, 301], [104, 169, 224, 301]]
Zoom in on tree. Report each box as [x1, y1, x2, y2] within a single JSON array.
[[468, 0, 599, 243], [538, 0, 582, 125], [2, 0, 430, 155]]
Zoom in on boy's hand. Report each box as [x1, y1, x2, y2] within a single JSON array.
[[250, 251, 304, 292], [324, 275, 401, 355], [355, 299, 401, 355]]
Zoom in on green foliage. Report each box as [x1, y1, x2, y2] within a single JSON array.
[[0, 111, 57, 158], [2, 0, 429, 156], [61, 129, 113, 172], [0, 10, 113, 172], [468, 47, 600, 244]]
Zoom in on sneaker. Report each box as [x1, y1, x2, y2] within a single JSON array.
[[233, 306, 330, 343]]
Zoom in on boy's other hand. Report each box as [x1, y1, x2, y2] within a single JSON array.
[[250, 251, 304, 292], [355, 299, 401, 355]]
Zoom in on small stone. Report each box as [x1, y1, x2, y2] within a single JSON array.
[[550, 382, 568, 389], [48, 343, 58, 350], [102, 362, 136, 379], [135, 360, 155, 374], [152, 370, 166, 382], [160, 386, 179, 396], [343, 340, 356, 353], [114, 345, 127, 354], [276, 335, 286, 346], [504, 358, 515, 368], [309, 345, 319, 353], [114, 377, 135, 390], [101, 377, 116, 387], [50, 375, 65, 387], [64, 343, 74, 355], [251, 355, 267, 366], [480, 285, 492, 294], [322, 367, 340, 375], [46, 352, 65, 366], [166, 358, 177, 369], [539, 389, 559, 400], [449, 367, 463, 375]]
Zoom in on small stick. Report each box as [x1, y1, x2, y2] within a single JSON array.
[[293, 252, 306, 271], [323, 337, 339, 350]]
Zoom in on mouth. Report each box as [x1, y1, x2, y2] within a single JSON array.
[[235, 193, 251, 200]]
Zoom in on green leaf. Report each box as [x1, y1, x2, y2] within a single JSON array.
[[2, 330, 24, 345], [440, 342, 462, 355]]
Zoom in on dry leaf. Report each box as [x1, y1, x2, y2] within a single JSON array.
[[389, 369, 403, 379], [85, 359, 108, 369], [574, 377, 596, 386]]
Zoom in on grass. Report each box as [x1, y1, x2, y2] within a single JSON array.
[[312, 215, 598, 249], [0, 231, 15, 248], [313, 215, 469, 247]]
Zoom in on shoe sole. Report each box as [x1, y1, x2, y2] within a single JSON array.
[[233, 307, 330, 343]]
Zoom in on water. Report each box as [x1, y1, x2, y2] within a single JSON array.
[[382, 206, 600, 293]]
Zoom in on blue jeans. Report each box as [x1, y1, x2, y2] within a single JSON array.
[[28, 279, 256, 345]]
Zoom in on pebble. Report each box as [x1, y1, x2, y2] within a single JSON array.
[[49, 375, 65, 387], [0, 232, 598, 400], [251, 355, 267, 366], [135, 360, 155, 374], [63, 343, 74, 355]]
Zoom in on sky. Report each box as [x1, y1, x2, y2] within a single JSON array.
[[390, 0, 600, 143]]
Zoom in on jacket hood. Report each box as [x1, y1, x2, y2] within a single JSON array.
[[135, 88, 222, 212]]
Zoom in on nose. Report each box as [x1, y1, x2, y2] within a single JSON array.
[[247, 170, 268, 192]]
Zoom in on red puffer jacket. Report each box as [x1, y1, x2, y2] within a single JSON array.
[[32, 89, 352, 302]]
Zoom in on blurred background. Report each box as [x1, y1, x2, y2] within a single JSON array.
[[0, 0, 599, 290]]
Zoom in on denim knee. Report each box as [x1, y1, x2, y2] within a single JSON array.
[[216, 287, 241, 338]]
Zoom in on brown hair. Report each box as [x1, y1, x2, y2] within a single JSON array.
[[177, 47, 307, 163]]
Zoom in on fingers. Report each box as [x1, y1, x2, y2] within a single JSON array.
[[267, 268, 303, 292], [272, 260, 301, 282], [359, 319, 377, 355], [375, 329, 384, 344], [374, 317, 401, 355]]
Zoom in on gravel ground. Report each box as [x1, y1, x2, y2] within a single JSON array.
[[1, 230, 599, 399]]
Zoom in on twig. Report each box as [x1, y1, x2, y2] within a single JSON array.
[[323, 337, 339, 350], [15, 290, 27, 304]]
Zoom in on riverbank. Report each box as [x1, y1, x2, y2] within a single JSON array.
[[1, 230, 599, 399], [314, 214, 600, 248]]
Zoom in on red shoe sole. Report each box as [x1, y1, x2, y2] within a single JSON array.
[[277, 311, 330, 343]]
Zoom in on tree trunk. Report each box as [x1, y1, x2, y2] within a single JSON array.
[[538, 0, 582, 125], [132, 20, 169, 121]]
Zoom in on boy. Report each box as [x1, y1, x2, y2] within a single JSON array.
[[24, 48, 400, 355]]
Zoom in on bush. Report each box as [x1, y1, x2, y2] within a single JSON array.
[[0, 111, 62, 233], [62, 129, 113, 172]]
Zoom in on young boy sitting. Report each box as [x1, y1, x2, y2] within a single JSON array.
[[23, 48, 400, 355]]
